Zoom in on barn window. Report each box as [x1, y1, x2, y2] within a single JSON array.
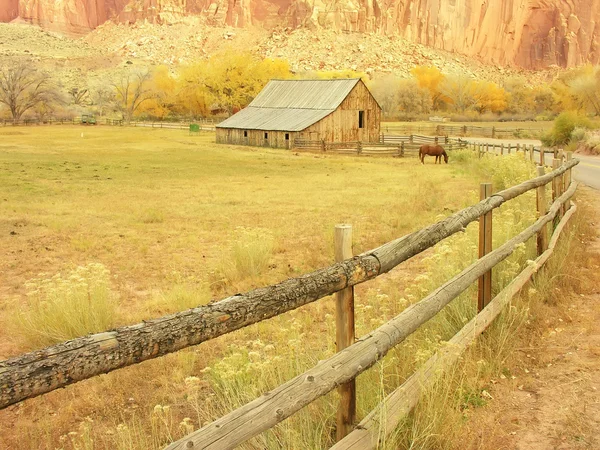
[[358, 111, 365, 129], [264, 132, 269, 139], [243, 130, 248, 137], [285, 133, 290, 140]]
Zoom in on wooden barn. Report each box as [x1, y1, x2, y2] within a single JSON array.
[[216, 78, 381, 149]]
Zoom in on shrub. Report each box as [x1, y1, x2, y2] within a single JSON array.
[[18, 263, 117, 348], [570, 127, 587, 143], [542, 111, 593, 146]]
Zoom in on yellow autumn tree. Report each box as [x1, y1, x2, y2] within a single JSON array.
[[137, 65, 177, 119], [472, 81, 508, 113], [411, 66, 446, 109], [179, 51, 290, 115]]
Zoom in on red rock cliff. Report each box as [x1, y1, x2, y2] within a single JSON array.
[[0, 0, 19, 22], [1, 0, 599, 69]]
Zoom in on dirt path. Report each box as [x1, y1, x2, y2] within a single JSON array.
[[465, 187, 600, 450]]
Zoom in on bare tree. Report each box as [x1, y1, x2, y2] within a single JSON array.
[[0, 61, 59, 120], [111, 70, 153, 122], [68, 87, 90, 106]]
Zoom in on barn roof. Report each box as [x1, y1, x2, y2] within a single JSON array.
[[216, 78, 362, 132]]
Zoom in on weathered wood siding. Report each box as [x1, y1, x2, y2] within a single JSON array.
[[299, 81, 381, 143], [216, 128, 296, 149]]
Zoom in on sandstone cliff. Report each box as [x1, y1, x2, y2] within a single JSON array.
[[0, 0, 19, 22], [1, 0, 599, 69]]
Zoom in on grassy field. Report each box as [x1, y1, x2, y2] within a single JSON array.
[[0, 126, 555, 449]]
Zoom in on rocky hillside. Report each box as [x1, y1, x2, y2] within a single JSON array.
[[2, 0, 599, 69]]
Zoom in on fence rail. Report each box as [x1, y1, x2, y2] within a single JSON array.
[[0, 117, 217, 129], [293, 135, 468, 156], [0, 156, 579, 450], [382, 123, 548, 138], [382, 123, 548, 139]]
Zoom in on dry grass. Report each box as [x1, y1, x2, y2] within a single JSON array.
[[0, 127, 569, 449]]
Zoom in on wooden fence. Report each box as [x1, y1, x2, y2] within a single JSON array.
[[0, 157, 579, 450], [293, 135, 468, 156], [0, 117, 217, 130], [464, 141, 569, 167], [382, 123, 548, 138], [1, 117, 78, 126]]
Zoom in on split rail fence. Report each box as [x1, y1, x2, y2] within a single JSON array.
[[0, 156, 579, 449], [0, 117, 217, 130], [382, 123, 548, 138], [293, 134, 468, 156], [465, 141, 570, 167]]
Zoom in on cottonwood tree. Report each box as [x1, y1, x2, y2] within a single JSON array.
[[111, 70, 154, 122], [411, 66, 447, 110], [568, 66, 600, 115], [0, 61, 59, 120], [68, 87, 90, 106], [180, 51, 290, 115], [439, 74, 478, 113]]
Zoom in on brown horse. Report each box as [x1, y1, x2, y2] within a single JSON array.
[[419, 144, 448, 164]]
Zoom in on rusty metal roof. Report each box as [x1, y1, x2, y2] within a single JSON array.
[[216, 79, 362, 131]]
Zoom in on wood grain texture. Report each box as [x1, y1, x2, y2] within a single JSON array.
[[335, 225, 356, 441], [536, 166, 549, 255], [478, 183, 493, 311], [165, 182, 578, 450]]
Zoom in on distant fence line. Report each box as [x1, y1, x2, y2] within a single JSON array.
[[293, 134, 468, 156], [0, 117, 217, 129], [382, 123, 548, 139]]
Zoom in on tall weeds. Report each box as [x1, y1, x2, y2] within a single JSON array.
[[18, 262, 117, 349]]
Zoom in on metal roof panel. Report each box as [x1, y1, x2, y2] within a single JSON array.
[[216, 107, 334, 131], [248, 79, 361, 109]]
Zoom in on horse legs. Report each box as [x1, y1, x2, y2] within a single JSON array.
[[420, 152, 424, 164]]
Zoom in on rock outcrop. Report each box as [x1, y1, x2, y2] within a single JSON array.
[[0, 0, 19, 22], [1, 0, 599, 69]]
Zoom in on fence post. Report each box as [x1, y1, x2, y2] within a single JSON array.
[[536, 166, 548, 255], [434, 136, 438, 145], [517, 143, 521, 154], [564, 152, 573, 211], [552, 158, 562, 228], [491, 126, 496, 138], [540, 147, 545, 166], [357, 141, 362, 155], [530, 145, 534, 163], [478, 183, 493, 311], [500, 143, 504, 155], [334, 224, 355, 441], [399, 142, 404, 157], [321, 140, 326, 152], [409, 135, 413, 144]]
